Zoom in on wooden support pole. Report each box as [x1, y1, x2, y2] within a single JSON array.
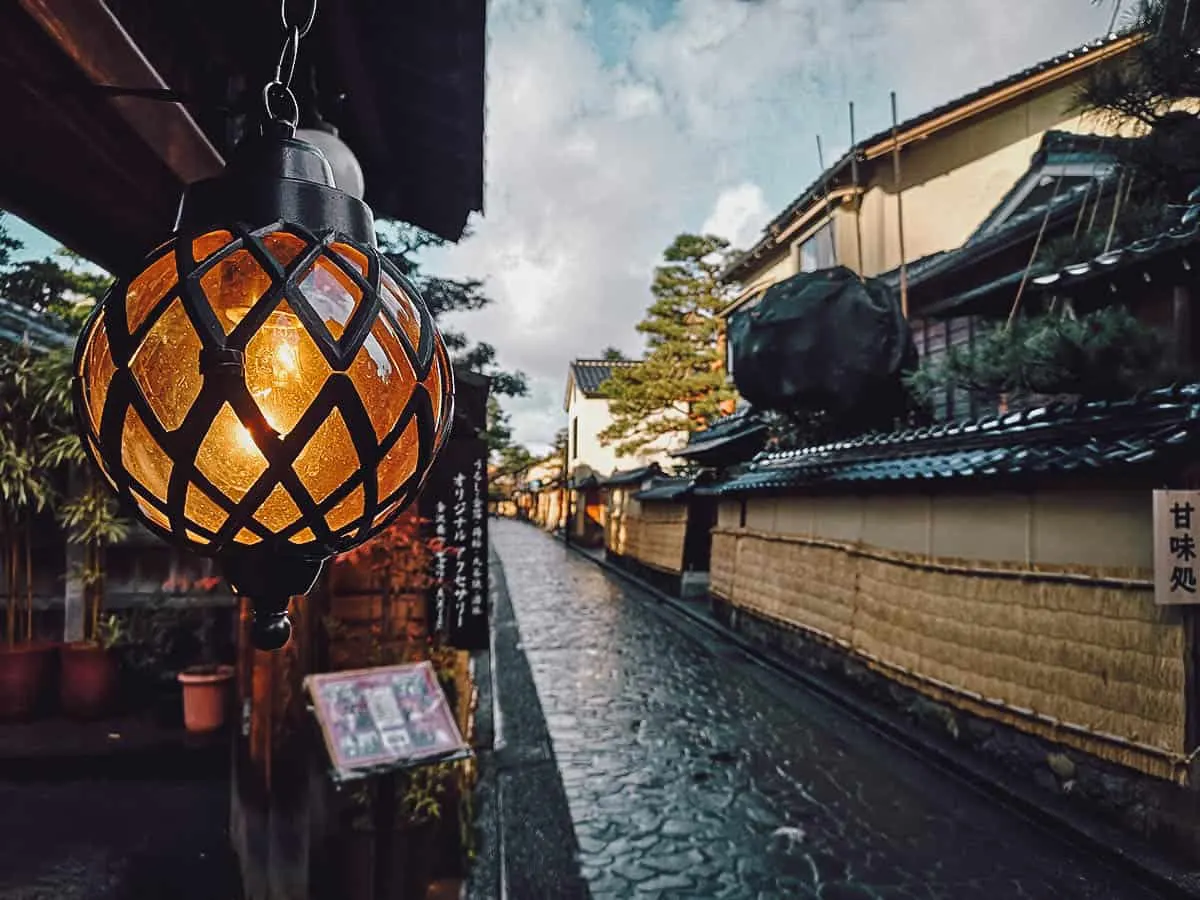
[[849, 102, 865, 278], [890, 91, 909, 318]]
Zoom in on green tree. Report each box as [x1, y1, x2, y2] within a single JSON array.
[[599, 234, 738, 457], [495, 443, 535, 477], [1072, 0, 1200, 243], [600, 346, 627, 361]]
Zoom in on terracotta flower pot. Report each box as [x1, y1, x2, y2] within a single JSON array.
[[60, 642, 119, 719], [0, 642, 57, 721], [177, 664, 234, 733]]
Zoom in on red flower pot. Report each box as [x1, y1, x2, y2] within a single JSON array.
[[0, 642, 56, 720], [177, 665, 234, 733], [60, 642, 119, 720]]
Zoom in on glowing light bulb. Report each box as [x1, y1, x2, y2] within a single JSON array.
[[235, 420, 258, 454], [275, 329, 300, 378], [242, 309, 312, 439]]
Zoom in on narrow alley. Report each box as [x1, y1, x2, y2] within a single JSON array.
[[490, 519, 1165, 900]]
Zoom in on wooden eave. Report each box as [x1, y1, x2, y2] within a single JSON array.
[[1, 0, 485, 274]]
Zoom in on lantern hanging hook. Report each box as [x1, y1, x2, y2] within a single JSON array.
[[263, 0, 318, 129]]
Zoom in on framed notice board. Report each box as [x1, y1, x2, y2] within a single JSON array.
[[304, 662, 471, 782]]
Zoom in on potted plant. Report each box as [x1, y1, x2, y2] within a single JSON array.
[[0, 241, 119, 719], [0, 343, 71, 719], [59, 612, 123, 719], [177, 662, 235, 733]]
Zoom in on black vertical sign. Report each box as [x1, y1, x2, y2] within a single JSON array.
[[420, 435, 490, 650]]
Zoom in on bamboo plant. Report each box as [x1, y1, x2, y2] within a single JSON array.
[[0, 239, 125, 646]]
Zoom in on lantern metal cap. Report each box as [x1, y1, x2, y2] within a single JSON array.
[[224, 551, 326, 651], [175, 121, 376, 246]]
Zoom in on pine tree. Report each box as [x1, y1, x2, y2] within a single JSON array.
[[1080, 0, 1200, 217], [599, 234, 738, 458]]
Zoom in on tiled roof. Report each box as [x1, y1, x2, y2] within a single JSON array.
[[672, 407, 769, 462], [569, 359, 638, 397], [602, 464, 663, 487], [966, 130, 1122, 242], [881, 179, 1101, 298], [633, 476, 695, 502], [1030, 198, 1200, 296], [701, 384, 1200, 496], [723, 32, 1133, 282], [0, 297, 74, 351]]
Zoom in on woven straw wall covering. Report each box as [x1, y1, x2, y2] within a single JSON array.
[[712, 525, 1188, 780], [614, 501, 687, 573]]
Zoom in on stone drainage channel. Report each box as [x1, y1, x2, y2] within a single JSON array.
[[478, 518, 1197, 900]]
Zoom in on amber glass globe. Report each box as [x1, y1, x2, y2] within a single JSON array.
[[73, 224, 454, 558]]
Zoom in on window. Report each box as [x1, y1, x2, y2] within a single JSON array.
[[916, 315, 985, 423], [570, 416, 579, 461], [796, 221, 836, 273]]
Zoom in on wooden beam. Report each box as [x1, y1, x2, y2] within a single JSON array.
[[18, 0, 223, 185], [861, 34, 1142, 161]]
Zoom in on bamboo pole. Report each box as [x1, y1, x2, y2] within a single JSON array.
[[1006, 131, 1084, 328], [24, 527, 32, 642], [1104, 171, 1128, 252], [890, 92, 909, 318], [849, 102, 865, 277]]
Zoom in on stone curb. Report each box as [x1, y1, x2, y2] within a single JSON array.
[[559, 534, 1200, 900]]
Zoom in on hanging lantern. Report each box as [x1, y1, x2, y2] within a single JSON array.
[[71, 6, 453, 651]]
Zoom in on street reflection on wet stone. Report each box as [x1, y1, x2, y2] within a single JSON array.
[[492, 520, 1161, 900]]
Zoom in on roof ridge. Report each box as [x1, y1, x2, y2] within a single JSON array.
[[723, 29, 1136, 282], [706, 383, 1200, 495]]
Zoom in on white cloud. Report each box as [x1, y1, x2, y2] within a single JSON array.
[[703, 183, 770, 249], [424, 0, 1115, 452]]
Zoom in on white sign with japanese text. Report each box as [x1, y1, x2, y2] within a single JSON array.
[[1153, 490, 1200, 605]]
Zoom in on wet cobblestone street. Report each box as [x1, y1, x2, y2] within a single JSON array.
[[492, 519, 1164, 900]]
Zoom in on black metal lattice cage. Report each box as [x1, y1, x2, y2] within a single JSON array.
[[73, 221, 454, 563]]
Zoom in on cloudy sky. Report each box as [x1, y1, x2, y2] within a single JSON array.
[[8, 0, 1118, 453], [423, 0, 1118, 452]]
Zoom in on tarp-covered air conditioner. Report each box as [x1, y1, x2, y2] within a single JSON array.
[[728, 266, 917, 427]]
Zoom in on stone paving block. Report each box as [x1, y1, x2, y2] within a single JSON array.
[[492, 521, 1165, 900]]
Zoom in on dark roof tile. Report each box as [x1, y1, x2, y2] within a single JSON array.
[[569, 359, 638, 397], [708, 384, 1200, 496]]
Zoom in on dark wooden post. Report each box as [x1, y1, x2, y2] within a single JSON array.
[[1174, 284, 1193, 376], [230, 581, 330, 900]]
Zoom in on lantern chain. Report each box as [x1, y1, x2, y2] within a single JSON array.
[[263, 0, 319, 129]]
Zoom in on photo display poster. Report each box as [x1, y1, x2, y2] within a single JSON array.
[[305, 662, 469, 780], [420, 436, 489, 650]]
